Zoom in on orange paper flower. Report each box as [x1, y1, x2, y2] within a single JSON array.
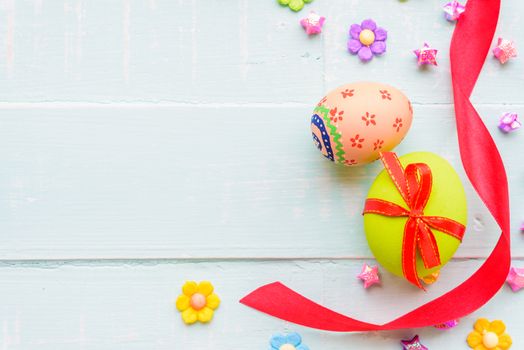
[[467, 318, 512, 350], [175, 281, 220, 324]]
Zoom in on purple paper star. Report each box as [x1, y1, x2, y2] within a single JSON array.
[[414, 43, 438, 66], [498, 112, 521, 133], [401, 335, 428, 350], [434, 319, 459, 330], [357, 263, 380, 288], [300, 12, 325, 35], [443, 1, 466, 21], [493, 37, 517, 64], [506, 267, 524, 292]]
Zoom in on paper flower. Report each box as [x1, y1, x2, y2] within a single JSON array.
[[443, 1, 466, 21], [175, 281, 220, 324], [506, 267, 524, 292], [414, 43, 438, 66], [493, 38, 517, 64], [277, 0, 313, 12], [347, 19, 387, 62], [467, 318, 512, 349], [357, 263, 380, 288], [498, 112, 521, 133], [270, 332, 309, 350], [300, 12, 325, 35], [401, 335, 428, 350]]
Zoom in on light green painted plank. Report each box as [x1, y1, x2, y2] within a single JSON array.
[[0, 0, 521, 103], [0, 104, 521, 259], [0, 259, 521, 349]]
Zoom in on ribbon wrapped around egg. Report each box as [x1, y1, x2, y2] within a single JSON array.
[[363, 151, 467, 288]]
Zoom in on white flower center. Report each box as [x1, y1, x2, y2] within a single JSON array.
[[482, 331, 499, 349], [279, 345, 297, 350]]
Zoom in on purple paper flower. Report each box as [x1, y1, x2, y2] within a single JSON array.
[[347, 19, 387, 62]]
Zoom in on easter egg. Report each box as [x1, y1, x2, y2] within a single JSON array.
[[311, 82, 413, 166], [363, 152, 468, 281]]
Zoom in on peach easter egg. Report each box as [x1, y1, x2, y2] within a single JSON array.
[[311, 82, 413, 166]]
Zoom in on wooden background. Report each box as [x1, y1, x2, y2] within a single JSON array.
[[0, 0, 523, 349]]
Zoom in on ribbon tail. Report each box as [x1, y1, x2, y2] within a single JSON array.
[[239, 282, 383, 332], [416, 222, 441, 269], [402, 218, 424, 289]]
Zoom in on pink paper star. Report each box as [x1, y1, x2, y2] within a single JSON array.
[[300, 12, 325, 35], [506, 267, 524, 292], [493, 38, 517, 64], [357, 263, 380, 288], [443, 1, 466, 21], [414, 43, 438, 66], [401, 335, 428, 350]]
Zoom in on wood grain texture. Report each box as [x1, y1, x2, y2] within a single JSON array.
[[0, 104, 522, 259], [0, 0, 522, 349], [0, 260, 523, 350], [0, 0, 522, 104]]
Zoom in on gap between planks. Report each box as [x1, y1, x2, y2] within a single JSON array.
[[0, 256, 522, 268], [0, 102, 522, 109]]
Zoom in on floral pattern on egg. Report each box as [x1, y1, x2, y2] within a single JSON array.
[[311, 82, 413, 166]]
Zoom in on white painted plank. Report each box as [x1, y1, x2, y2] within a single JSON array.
[[0, 0, 324, 103], [0, 104, 521, 259], [0, 0, 521, 104], [0, 259, 521, 350], [322, 0, 524, 105]]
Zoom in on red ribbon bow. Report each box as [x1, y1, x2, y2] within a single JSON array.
[[363, 152, 466, 289]]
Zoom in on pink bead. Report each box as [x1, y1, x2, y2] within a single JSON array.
[[190, 293, 207, 310]]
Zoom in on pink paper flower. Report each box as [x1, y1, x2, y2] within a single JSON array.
[[347, 19, 387, 62]]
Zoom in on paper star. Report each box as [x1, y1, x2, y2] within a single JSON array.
[[434, 319, 459, 330], [357, 263, 380, 288], [300, 11, 325, 35], [414, 43, 438, 66], [493, 38, 517, 64], [443, 1, 466, 21], [498, 112, 521, 133], [506, 267, 524, 292], [422, 271, 440, 285], [401, 335, 428, 350]]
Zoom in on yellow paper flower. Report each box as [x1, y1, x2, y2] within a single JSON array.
[[175, 281, 220, 324], [467, 318, 512, 350]]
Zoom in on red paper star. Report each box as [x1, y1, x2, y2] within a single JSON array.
[[493, 37, 517, 64], [357, 263, 380, 288], [506, 267, 524, 292], [414, 43, 438, 66], [401, 335, 428, 350]]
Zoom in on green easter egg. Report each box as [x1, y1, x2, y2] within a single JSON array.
[[363, 152, 467, 280]]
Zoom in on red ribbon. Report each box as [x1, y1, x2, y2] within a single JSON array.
[[363, 152, 466, 289], [240, 0, 510, 331]]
